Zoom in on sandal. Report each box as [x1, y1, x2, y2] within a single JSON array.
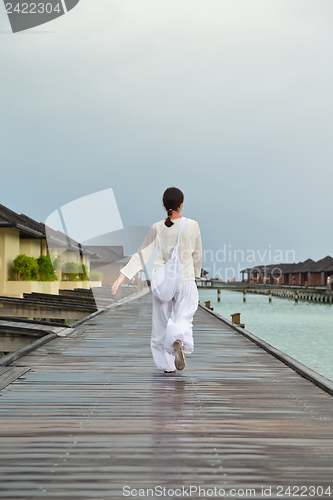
[[173, 340, 186, 370]]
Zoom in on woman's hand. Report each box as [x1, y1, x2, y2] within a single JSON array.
[[112, 273, 125, 294]]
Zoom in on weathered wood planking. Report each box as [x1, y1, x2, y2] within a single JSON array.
[[0, 293, 333, 499], [0, 366, 30, 392]]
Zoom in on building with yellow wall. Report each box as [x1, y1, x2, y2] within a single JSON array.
[[0, 204, 96, 297]]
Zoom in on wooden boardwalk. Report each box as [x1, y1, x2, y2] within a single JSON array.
[[1, 292, 333, 499]]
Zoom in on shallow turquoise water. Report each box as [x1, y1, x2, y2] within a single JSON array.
[[198, 289, 333, 382]]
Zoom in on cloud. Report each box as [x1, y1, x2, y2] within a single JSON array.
[[0, 0, 332, 268]]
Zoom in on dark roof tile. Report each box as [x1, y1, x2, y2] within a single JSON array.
[[83, 246, 125, 264]]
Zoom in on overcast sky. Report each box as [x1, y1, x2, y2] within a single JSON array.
[[1, 0, 332, 277]]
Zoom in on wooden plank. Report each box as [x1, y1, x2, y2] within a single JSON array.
[[0, 333, 57, 367], [0, 366, 11, 377], [0, 293, 332, 499], [0, 366, 30, 391]]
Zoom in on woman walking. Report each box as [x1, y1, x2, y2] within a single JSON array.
[[112, 187, 202, 373]]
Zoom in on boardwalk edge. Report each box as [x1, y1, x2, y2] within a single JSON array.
[[198, 303, 333, 398], [0, 332, 57, 367]]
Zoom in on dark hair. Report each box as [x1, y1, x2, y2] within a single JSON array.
[[162, 187, 184, 227]]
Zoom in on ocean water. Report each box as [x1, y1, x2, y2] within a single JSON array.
[[198, 288, 333, 382]]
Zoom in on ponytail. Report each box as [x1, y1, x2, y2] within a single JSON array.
[[162, 187, 184, 228], [165, 208, 174, 227]]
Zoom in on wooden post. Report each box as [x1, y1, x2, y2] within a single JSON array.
[[269, 292, 272, 303], [204, 300, 211, 309], [295, 291, 298, 303], [243, 290, 246, 302], [231, 312, 241, 325], [217, 289, 221, 302], [231, 312, 245, 328]]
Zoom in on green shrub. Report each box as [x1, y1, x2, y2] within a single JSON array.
[[49, 253, 60, 270], [62, 262, 89, 281], [11, 254, 39, 281], [79, 264, 89, 281], [11, 255, 88, 282], [37, 255, 58, 281], [63, 262, 80, 281], [89, 270, 104, 281]]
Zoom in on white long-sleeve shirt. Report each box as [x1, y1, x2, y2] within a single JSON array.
[[120, 217, 202, 283]]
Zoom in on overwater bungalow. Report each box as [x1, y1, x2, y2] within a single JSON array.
[[241, 256, 333, 287]]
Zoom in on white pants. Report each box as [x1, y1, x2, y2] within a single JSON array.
[[151, 281, 199, 371]]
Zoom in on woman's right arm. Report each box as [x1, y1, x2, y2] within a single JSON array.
[[111, 272, 126, 295]]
